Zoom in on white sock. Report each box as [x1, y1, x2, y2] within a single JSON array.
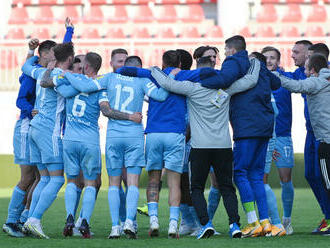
[[75, 216, 82, 227], [282, 217, 291, 224], [246, 211, 258, 224], [29, 217, 40, 225]]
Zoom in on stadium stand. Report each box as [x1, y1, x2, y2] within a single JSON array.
[[58, 6, 80, 23], [280, 26, 300, 37], [0, 51, 18, 70], [305, 26, 325, 37], [31, 28, 51, 39], [281, 4, 302, 22], [204, 26, 223, 38], [181, 26, 200, 38], [255, 26, 276, 38], [81, 27, 100, 39], [180, 4, 204, 22], [8, 7, 29, 24], [132, 5, 154, 23], [6, 28, 25, 39], [83, 5, 104, 24], [307, 4, 327, 22], [156, 5, 178, 23], [105, 27, 126, 39], [256, 4, 278, 23], [33, 6, 54, 24], [157, 27, 176, 38], [106, 5, 128, 23]]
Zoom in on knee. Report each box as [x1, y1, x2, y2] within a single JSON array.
[[19, 174, 35, 190]]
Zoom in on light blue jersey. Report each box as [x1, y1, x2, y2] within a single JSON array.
[[55, 74, 108, 145]]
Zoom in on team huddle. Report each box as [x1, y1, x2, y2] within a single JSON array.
[[3, 18, 330, 240]]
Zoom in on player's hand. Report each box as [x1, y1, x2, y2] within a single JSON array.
[[272, 149, 280, 161], [31, 109, 39, 117], [28, 39, 39, 50], [129, 112, 143, 123], [170, 68, 181, 77], [65, 17, 74, 28], [47, 60, 56, 70]]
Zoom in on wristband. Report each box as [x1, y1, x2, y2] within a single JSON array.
[[28, 49, 35, 55]]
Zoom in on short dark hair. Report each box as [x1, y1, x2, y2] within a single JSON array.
[[85, 52, 102, 73], [162, 50, 180, 68], [261, 46, 281, 60], [308, 53, 328, 73], [176, 49, 193, 70], [73, 54, 85, 64], [197, 56, 213, 68], [38, 40, 56, 56], [309, 43, 329, 60], [53, 42, 74, 63], [250, 52, 267, 64], [124, 56, 142, 67], [225, 35, 246, 52], [111, 48, 128, 58], [193, 46, 219, 60], [295, 40, 313, 48]]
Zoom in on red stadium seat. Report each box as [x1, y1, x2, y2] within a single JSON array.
[[256, 4, 278, 22], [63, 0, 83, 4], [181, 26, 200, 38], [305, 26, 324, 37], [12, 0, 31, 5], [286, 0, 317, 3], [156, 5, 178, 23], [105, 28, 126, 39], [239, 26, 252, 38], [181, 5, 204, 22], [255, 26, 276, 37], [132, 28, 151, 38], [6, 28, 25, 39], [157, 27, 176, 38], [282, 4, 302, 22], [81, 28, 100, 39], [204, 26, 223, 38], [280, 26, 300, 37], [59, 6, 80, 23], [31, 28, 51, 39], [8, 7, 29, 24], [307, 5, 327, 22], [83, 6, 104, 24], [89, 0, 107, 4], [107, 5, 128, 23], [33, 6, 54, 24], [132, 5, 154, 23], [0, 51, 18, 69], [112, 0, 149, 3], [38, 0, 57, 4]]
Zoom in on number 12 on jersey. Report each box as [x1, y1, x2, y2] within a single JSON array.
[[114, 84, 134, 114]]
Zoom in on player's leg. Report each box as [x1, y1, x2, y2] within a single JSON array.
[[248, 138, 271, 236], [106, 137, 124, 239], [274, 136, 294, 234], [145, 133, 164, 236], [211, 148, 241, 238], [318, 142, 330, 235], [189, 148, 215, 239], [208, 169, 221, 222], [119, 168, 127, 226], [264, 137, 285, 236], [233, 139, 262, 238]]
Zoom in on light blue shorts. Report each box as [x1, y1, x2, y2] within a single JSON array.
[[264, 137, 276, 174], [274, 136, 294, 168], [63, 140, 101, 180], [29, 127, 63, 164], [146, 133, 185, 174], [13, 118, 34, 165], [105, 137, 145, 175], [108, 166, 142, 177], [183, 140, 191, 173]]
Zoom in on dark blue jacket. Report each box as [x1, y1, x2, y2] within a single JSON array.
[[201, 51, 281, 140]]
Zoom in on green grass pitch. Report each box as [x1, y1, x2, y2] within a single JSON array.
[[0, 188, 329, 248]]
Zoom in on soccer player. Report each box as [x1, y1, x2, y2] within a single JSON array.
[[150, 56, 261, 239], [261, 46, 291, 236], [61, 55, 169, 239], [20, 42, 75, 239], [273, 53, 330, 235], [72, 55, 85, 74], [199, 35, 281, 237], [192, 46, 222, 227], [2, 39, 41, 238], [304, 43, 330, 234], [111, 48, 128, 72]]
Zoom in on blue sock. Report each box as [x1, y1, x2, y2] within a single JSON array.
[[82, 186, 96, 224], [147, 202, 158, 217], [189, 206, 201, 227], [74, 187, 82, 217], [170, 206, 180, 222], [6, 186, 26, 223], [65, 182, 78, 218], [108, 186, 120, 226], [264, 184, 281, 225], [180, 204, 193, 225], [281, 181, 294, 218], [208, 186, 221, 220], [126, 186, 139, 221], [20, 208, 29, 223], [32, 176, 64, 220], [28, 176, 50, 218], [119, 186, 126, 223]]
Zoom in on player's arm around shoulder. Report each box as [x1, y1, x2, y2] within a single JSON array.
[[141, 73, 169, 102], [22, 56, 43, 79]]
